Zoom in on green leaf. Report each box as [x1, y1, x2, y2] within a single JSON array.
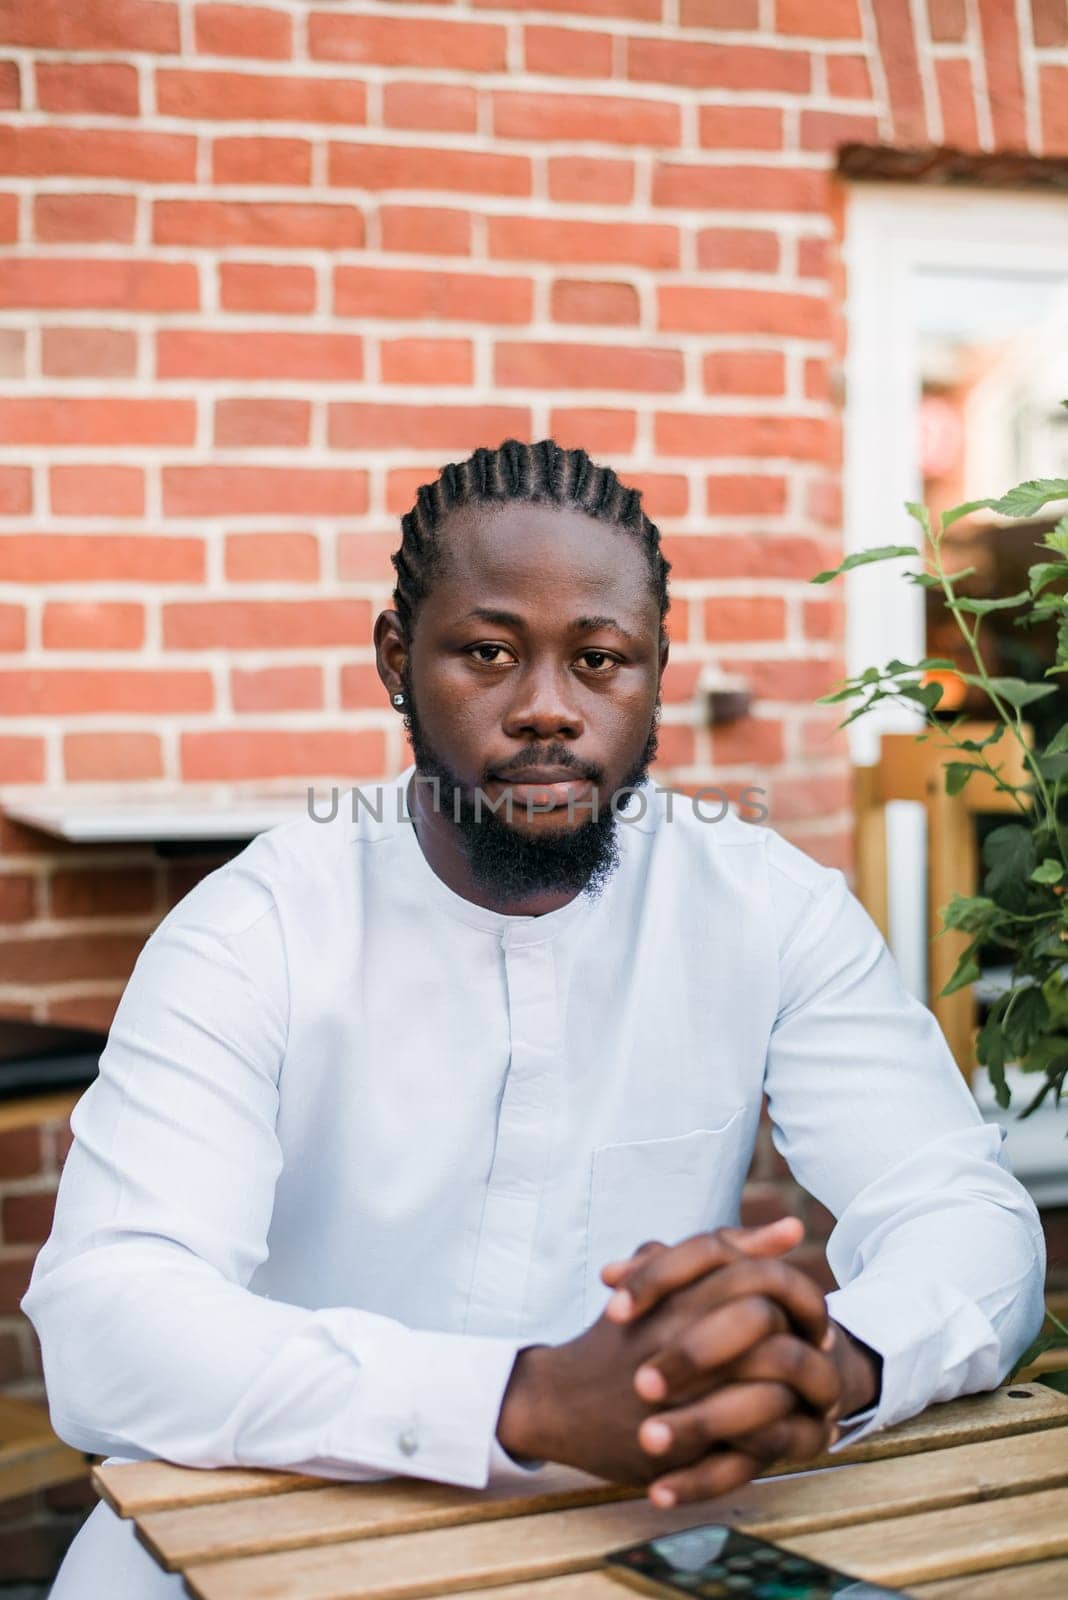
[[1041, 1370, 1068, 1395], [1042, 515, 1068, 558], [942, 893, 1000, 934], [958, 725, 1006, 753], [945, 761, 981, 795], [904, 571, 942, 589], [810, 545, 917, 585], [977, 1016, 1011, 1107], [942, 956, 980, 996], [905, 501, 932, 537], [984, 824, 1036, 912], [942, 498, 995, 529], [1031, 858, 1064, 884], [898, 681, 944, 711], [952, 590, 1030, 615], [988, 479, 1068, 518], [978, 677, 1058, 709], [1029, 562, 1067, 597], [1043, 725, 1068, 759]]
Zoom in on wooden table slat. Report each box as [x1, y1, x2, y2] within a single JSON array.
[[94, 1378, 1068, 1519], [910, 1556, 1068, 1599], [784, 1485, 1068, 1587], [142, 1424, 1068, 1572]]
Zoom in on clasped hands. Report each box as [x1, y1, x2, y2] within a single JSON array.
[[497, 1216, 881, 1507]]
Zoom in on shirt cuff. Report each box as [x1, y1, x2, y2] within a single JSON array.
[[825, 1269, 1000, 1451]]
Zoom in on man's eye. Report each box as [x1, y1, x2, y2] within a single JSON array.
[[468, 644, 512, 664], [579, 651, 618, 672]]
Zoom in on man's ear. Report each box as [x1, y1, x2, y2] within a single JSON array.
[[374, 609, 408, 701], [658, 627, 670, 682]]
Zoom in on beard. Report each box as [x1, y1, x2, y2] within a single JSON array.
[[399, 666, 661, 905]]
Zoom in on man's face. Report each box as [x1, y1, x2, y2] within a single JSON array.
[[395, 501, 667, 902]]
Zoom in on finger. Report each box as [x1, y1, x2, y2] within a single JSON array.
[[604, 1219, 803, 1324], [634, 1296, 789, 1401], [731, 1333, 842, 1414], [648, 1450, 759, 1509], [635, 1258, 828, 1363], [638, 1381, 796, 1462], [600, 1240, 667, 1288], [734, 1412, 831, 1466]]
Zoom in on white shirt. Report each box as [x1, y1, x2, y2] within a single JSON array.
[[25, 765, 1045, 1599]]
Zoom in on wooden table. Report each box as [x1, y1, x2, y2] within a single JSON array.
[[93, 1381, 1068, 1600]]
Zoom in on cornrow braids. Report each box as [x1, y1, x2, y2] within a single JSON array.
[[390, 438, 671, 639]]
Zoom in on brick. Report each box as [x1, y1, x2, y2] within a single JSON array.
[[802, 594, 845, 641], [929, 0, 968, 41], [0, 871, 36, 920], [328, 403, 530, 451], [195, 3, 293, 58], [680, 0, 759, 23], [657, 412, 834, 461], [697, 228, 780, 271], [0, 397, 193, 447], [49, 465, 145, 517], [0, 933, 147, 988], [159, 68, 365, 124], [1040, 65, 1068, 155], [804, 357, 830, 402], [0, 1128, 42, 1180], [64, 731, 163, 781], [328, 142, 530, 197], [474, 0, 659, 15], [0, 191, 14, 242], [0, 258, 197, 311], [380, 338, 474, 385], [386, 469, 438, 515], [699, 105, 782, 149], [0, 534, 204, 584], [550, 279, 640, 326], [181, 729, 386, 781], [382, 82, 478, 134], [337, 533, 398, 582], [380, 206, 471, 257], [340, 662, 386, 707], [212, 136, 311, 186], [155, 200, 363, 248], [35, 61, 139, 116], [547, 155, 635, 204], [628, 39, 810, 91], [826, 54, 874, 98], [625, 474, 689, 518], [335, 266, 532, 324], [0, 670, 212, 715], [524, 25, 614, 77], [703, 350, 785, 396], [0, 597, 24, 648], [768, 772, 852, 823], [158, 330, 363, 381], [0, 126, 195, 182], [34, 193, 136, 244], [214, 398, 311, 448], [496, 341, 683, 392], [41, 327, 137, 377], [0, 1253, 36, 1315], [309, 13, 507, 71], [231, 665, 324, 712], [653, 163, 826, 211], [218, 262, 315, 314], [653, 725, 697, 768], [489, 215, 677, 268], [0, 465, 31, 512], [660, 660, 700, 703], [494, 90, 680, 146], [1033, 0, 1068, 46], [724, 655, 844, 703], [936, 58, 980, 150], [163, 466, 369, 517], [659, 286, 828, 338], [548, 408, 637, 452], [704, 595, 787, 641], [869, 0, 927, 144], [224, 532, 320, 583], [800, 109, 881, 151], [5, 1190, 63, 1245], [797, 237, 829, 277], [0, 60, 18, 109], [0, 0, 179, 52], [776, 0, 862, 34]]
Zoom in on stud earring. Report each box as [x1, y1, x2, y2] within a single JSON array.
[[392, 692, 405, 707]]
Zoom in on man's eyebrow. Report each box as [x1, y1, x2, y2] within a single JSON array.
[[459, 608, 641, 646]]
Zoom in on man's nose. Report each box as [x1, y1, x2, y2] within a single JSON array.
[[501, 661, 584, 741]]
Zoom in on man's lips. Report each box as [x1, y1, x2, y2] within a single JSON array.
[[486, 773, 594, 810]]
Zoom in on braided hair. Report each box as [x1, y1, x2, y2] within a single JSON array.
[[390, 438, 671, 640]]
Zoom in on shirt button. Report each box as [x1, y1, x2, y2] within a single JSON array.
[[398, 1426, 419, 1457]]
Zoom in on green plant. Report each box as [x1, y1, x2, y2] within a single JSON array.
[[811, 473, 1068, 1124]]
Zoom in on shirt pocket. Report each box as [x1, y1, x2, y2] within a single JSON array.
[[583, 1114, 747, 1325]]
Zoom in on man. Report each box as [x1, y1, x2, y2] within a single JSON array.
[[26, 440, 1044, 1597]]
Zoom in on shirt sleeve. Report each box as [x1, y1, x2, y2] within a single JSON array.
[[762, 843, 1047, 1447], [20, 885, 532, 1491]]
